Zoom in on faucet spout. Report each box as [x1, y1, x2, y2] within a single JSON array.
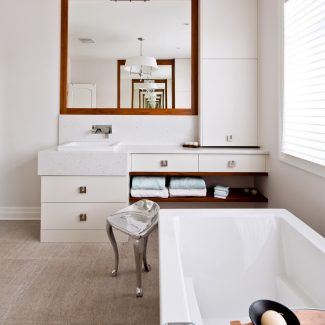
[[91, 125, 112, 138]]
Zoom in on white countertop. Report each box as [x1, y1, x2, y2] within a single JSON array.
[[118, 144, 269, 155], [38, 144, 269, 176]]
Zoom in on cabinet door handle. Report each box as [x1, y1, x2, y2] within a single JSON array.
[[79, 186, 87, 194], [227, 160, 236, 168], [79, 214, 87, 222], [160, 160, 168, 167], [226, 135, 233, 142]]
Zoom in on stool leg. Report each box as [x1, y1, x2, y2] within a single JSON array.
[[133, 238, 144, 297], [106, 224, 119, 277], [143, 236, 151, 272]]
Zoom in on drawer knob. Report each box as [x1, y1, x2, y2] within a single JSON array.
[[226, 135, 233, 142], [160, 160, 168, 167], [79, 186, 87, 194], [79, 213, 87, 222], [227, 160, 236, 168]]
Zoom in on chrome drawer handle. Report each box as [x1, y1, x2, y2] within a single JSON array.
[[160, 160, 168, 167], [79, 214, 87, 222], [227, 160, 236, 168], [79, 186, 87, 194], [226, 135, 233, 142]]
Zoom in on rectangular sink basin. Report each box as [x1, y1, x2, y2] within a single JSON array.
[[57, 141, 120, 152]]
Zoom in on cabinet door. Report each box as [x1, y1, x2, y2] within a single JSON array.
[[201, 0, 257, 59], [201, 59, 257, 146]]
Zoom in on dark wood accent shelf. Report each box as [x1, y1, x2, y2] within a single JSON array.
[[129, 172, 268, 176], [129, 188, 268, 203]]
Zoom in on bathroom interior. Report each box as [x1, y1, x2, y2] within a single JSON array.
[[0, 0, 325, 324]]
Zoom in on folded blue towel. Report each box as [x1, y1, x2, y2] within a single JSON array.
[[169, 177, 206, 190], [132, 176, 166, 190], [214, 184, 229, 191], [214, 189, 229, 196]]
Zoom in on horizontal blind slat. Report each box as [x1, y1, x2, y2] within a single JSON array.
[[285, 130, 325, 142], [285, 124, 325, 134]]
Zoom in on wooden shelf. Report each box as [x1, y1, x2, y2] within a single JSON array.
[[130, 172, 268, 176], [129, 188, 268, 203]]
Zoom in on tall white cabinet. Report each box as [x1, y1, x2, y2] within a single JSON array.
[[200, 0, 258, 147]]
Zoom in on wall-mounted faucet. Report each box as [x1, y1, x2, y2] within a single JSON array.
[[91, 125, 112, 138]]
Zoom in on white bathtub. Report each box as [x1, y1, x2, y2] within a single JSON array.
[[159, 209, 325, 325]]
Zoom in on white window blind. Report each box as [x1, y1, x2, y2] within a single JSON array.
[[283, 0, 325, 166]]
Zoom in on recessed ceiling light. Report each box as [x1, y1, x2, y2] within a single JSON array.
[[176, 47, 181, 50], [183, 22, 190, 26], [78, 38, 96, 44]]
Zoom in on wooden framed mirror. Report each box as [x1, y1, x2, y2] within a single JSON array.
[[60, 0, 198, 115]]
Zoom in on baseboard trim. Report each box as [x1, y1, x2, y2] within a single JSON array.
[[0, 207, 41, 220]]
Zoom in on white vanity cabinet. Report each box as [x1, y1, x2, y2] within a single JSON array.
[[41, 176, 128, 242], [129, 150, 268, 203], [201, 0, 257, 59], [200, 60, 258, 146], [200, 0, 258, 147]]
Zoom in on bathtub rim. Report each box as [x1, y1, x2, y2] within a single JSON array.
[[158, 208, 325, 325]]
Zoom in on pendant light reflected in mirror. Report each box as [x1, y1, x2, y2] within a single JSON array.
[[124, 37, 158, 79]]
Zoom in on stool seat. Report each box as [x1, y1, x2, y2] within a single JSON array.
[[106, 200, 159, 297], [107, 200, 159, 239]]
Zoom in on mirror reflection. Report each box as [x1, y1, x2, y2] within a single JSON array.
[[67, 0, 191, 110]]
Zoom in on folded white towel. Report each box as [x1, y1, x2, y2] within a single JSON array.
[[169, 188, 207, 197], [131, 188, 169, 198]]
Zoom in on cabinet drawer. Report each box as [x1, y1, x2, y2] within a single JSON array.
[[41, 203, 127, 230], [41, 176, 128, 203], [131, 154, 198, 172], [199, 155, 266, 172]]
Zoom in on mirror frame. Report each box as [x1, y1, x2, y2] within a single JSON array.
[[60, 0, 198, 115]]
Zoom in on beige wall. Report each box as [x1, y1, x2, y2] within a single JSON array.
[[257, 0, 325, 236]]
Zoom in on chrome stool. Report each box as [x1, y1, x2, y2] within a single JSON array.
[[106, 199, 159, 297]]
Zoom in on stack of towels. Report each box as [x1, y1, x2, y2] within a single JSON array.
[[169, 177, 207, 197], [131, 176, 168, 198], [214, 184, 229, 199]]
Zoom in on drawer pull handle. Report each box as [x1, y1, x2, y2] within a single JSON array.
[[79, 214, 87, 222], [226, 135, 233, 142], [79, 186, 87, 194], [227, 160, 236, 168], [160, 160, 168, 167]]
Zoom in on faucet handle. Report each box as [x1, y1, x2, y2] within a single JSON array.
[[91, 125, 112, 138]]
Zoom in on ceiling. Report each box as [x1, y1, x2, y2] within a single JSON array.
[[68, 0, 192, 60]]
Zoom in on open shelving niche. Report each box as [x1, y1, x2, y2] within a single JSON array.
[[129, 172, 268, 203]]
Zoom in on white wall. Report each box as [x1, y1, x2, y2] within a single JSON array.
[[59, 115, 197, 145], [70, 59, 117, 107], [257, 0, 325, 236], [175, 59, 191, 108], [2, 0, 324, 235], [0, 0, 60, 219], [0, 0, 197, 219]]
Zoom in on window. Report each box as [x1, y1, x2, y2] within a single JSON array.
[[283, 0, 325, 167]]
